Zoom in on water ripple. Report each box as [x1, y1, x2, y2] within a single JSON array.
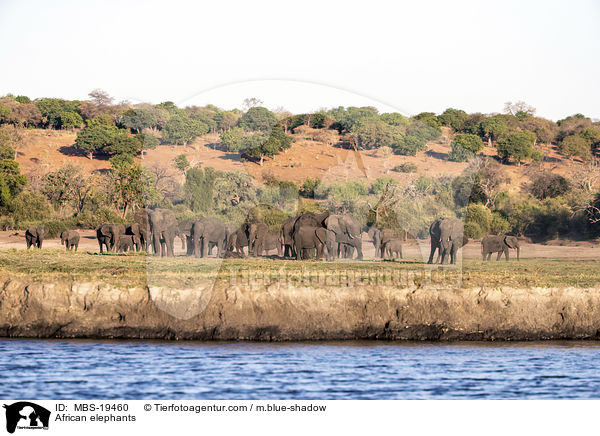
[[1, 340, 600, 399]]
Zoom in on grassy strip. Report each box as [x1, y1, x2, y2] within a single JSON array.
[[0, 249, 598, 288]]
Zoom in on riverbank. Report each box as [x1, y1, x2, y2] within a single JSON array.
[[1, 251, 599, 341]]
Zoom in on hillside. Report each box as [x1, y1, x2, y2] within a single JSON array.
[[15, 127, 585, 190]]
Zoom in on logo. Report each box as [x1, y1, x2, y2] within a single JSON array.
[[3, 402, 50, 434]]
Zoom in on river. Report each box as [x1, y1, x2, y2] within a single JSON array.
[[0, 339, 599, 399]]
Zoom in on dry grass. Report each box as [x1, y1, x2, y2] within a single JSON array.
[[1, 249, 599, 289]]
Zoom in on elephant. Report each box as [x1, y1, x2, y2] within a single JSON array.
[[293, 226, 333, 260], [25, 225, 48, 249], [367, 227, 382, 258], [382, 238, 403, 259], [96, 224, 125, 253], [280, 216, 297, 258], [177, 220, 195, 255], [148, 209, 178, 257], [428, 218, 467, 265], [248, 221, 270, 256], [133, 208, 151, 252], [227, 226, 249, 256], [380, 229, 397, 258], [254, 232, 282, 257], [60, 230, 80, 251], [191, 217, 228, 258], [291, 212, 329, 259], [116, 234, 138, 252], [324, 214, 363, 260], [125, 223, 145, 251], [481, 234, 521, 261]]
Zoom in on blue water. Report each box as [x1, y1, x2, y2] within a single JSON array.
[[0, 339, 599, 399]]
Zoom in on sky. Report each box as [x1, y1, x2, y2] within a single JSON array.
[[0, 0, 598, 120]]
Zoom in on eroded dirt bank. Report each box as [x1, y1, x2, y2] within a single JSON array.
[[1, 276, 599, 341]]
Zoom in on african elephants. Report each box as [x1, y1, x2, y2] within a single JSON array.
[[382, 238, 403, 259], [367, 227, 382, 258], [227, 226, 249, 256], [427, 218, 467, 265], [324, 214, 363, 260], [294, 226, 333, 260], [125, 223, 144, 252], [248, 221, 281, 256], [133, 208, 151, 252], [25, 225, 48, 249], [148, 209, 178, 257], [96, 224, 125, 253], [116, 234, 138, 252], [481, 234, 521, 261], [279, 216, 296, 258], [60, 230, 80, 251], [191, 217, 228, 258]]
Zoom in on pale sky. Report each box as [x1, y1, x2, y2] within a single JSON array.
[[0, 0, 598, 120]]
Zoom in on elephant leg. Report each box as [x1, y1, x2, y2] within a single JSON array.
[[427, 241, 437, 264], [504, 249, 509, 261], [152, 235, 161, 257], [316, 242, 323, 260], [496, 251, 502, 261]]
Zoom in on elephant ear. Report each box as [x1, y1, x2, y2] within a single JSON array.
[[504, 236, 518, 248]]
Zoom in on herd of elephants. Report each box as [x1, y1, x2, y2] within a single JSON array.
[[22, 209, 522, 263]]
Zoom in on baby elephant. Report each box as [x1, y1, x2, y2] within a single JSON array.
[[116, 234, 138, 253], [382, 238, 403, 259], [60, 230, 80, 251], [481, 234, 520, 261]]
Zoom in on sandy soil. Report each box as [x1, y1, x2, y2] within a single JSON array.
[[1, 230, 596, 260], [16, 128, 585, 191]]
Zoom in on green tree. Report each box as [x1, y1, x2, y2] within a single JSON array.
[[162, 112, 208, 145], [243, 125, 292, 165], [479, 116, 508, 146], [74, 121, 119, 158], [438, 108, 468, 131], [449, 133, 484, 162], [136, 132, 160, 150], [239, 106, 278, 132], [219, 127, 246, 152], [0, 131, 15, 160], [121, 107, 157, 133], [0, 160, 27, 210], [104, 130, 142, 157], [393, 122, 441, 155], [35, 98, 79, 129], [58, 111, 83, 129], [184, 166, 217, 213], [173, 154, 190, 173], [106, 160, 150, 217], [380, 112, 410, 128], [579, 128, 600, 147], [559, 135, 591, 160], [353, 120, 404, 150], [497, 130, 536, 165]]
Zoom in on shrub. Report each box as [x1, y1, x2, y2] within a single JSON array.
[[392, 163, 418, 173], [530, 150, 544, 162], [464, 203, 510, 239], [300, 178, 321, 198], [528, 172, 570, 199], [449, 134, 484, 162], [136, 132, 160, 150], [10, 191, 53, 223]]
